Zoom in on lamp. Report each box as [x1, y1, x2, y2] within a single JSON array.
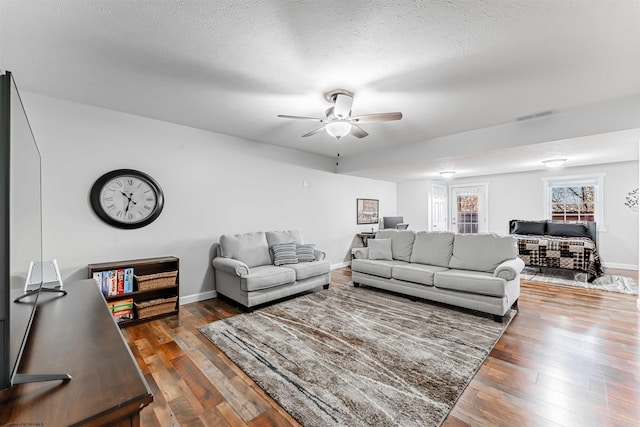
[[325, 121, 352, 139], [542, 158, 566, 168], [439, 171, 455, 178]]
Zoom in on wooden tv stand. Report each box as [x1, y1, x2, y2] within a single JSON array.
[[0, 279, 152, 426]]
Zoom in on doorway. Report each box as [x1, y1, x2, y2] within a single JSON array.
[[450, 184, 488, 233], [431, 184, 448, 231]]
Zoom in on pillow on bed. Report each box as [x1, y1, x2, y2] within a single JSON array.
[[546, 222, 590, 238], [513, 221, 546, 235]]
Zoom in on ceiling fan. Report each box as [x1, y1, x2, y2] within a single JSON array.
[[278, 89, 402, 139]]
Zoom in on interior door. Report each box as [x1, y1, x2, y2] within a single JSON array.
[[450, 185, 488, 233], [431, 184, 448, 231]]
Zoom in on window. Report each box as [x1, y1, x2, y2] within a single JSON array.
[[543, 174, 604, 225]]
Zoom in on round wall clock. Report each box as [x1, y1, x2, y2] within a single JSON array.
[[90, 169, 164, 229]]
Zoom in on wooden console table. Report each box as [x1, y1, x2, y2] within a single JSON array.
[[0, 279, 152, 426], [357, 232, 377, 247]]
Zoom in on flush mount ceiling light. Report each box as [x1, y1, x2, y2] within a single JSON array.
[[439, 171, 456, 178], [542, 158, 567, 168]]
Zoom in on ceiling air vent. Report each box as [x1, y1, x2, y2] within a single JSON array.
[[515, 110, 555, 121]]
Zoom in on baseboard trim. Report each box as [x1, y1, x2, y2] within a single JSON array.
[[331, 261, 351, 270], [180, 290, 217, 305], [601, 262, 638, 271]]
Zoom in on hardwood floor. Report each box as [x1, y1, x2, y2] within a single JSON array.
[[123, 268, 639, 426]]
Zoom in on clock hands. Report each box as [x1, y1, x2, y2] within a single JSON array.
[[121, 191, 138, 215]]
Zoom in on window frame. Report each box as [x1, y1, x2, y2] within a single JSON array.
[[542, 173, 605, 231]]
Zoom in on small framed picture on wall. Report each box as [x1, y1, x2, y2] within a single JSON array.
[[357, 198, 379, 224]]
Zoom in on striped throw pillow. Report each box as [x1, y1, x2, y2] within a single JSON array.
[[296, 243, 316, 262], [271, 242, 298, 266]]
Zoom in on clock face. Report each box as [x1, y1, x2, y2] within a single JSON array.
[[90, 169, 164, 229]]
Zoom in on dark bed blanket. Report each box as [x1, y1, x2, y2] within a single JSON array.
[[514, 234, 604, 279]]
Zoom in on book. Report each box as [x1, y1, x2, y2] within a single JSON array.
[[124, 268, 134, 293], [117, 269, 125, 295], [101, 271, 110, 297], [109, 270, 117, 296], [92, 272, 102, 290]]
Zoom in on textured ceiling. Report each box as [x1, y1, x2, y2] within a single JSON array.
[[1, 0, 639, 181]]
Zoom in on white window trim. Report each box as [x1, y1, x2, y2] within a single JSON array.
[[542, 173, 606, 232]]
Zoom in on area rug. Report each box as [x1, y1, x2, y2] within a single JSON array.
[[521, 267, 638, 295], [199, 284, 514, 427]]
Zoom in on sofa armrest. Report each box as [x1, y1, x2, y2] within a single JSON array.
[[351, 247, 369, 259], [212, 257, 250, 277], [493, 257, 525, 281], [313, 249, 327, 261]]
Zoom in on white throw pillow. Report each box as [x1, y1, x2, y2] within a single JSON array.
[[367, 238, 393, 260]]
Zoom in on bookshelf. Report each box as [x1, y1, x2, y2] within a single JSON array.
[[88, 256, 179, 327]]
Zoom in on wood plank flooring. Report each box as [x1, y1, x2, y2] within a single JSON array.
[[123, 268, 639, 426]]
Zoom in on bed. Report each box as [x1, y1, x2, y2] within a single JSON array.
[[508, 219, 604, 281]]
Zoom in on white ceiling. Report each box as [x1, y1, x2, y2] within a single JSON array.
[[1, 0, 639, 182]]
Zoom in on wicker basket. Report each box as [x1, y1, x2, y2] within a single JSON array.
[[134, 296, 178, 319], [134, 270, 177, 291]]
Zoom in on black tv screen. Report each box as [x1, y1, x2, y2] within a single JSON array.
[[0, 70, 44, 389]]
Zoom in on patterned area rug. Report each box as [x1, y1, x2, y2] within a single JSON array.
[[521, 267, 638, 295], [199, 284, 514, 427]]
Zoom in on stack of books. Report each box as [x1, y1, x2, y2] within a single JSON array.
[[107, 298, 134, 323], [92, 268, 134, 297]]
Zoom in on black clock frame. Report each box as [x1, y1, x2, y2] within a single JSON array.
[[90, 169, 164, 229]]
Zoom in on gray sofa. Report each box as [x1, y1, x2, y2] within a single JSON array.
[[212, 230, 330, 309], [351, 230, 524, 321]]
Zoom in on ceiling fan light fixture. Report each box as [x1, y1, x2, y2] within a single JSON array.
[[542, 158, 566, 168], [325, 121, 352, 139], [439, 171, 455, 178]]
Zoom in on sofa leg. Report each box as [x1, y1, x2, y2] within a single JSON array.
[[323, 284, 329, 290], [511, 299, 519, 309], [493, 314, 505, 323], [353, 282, 360, 287]]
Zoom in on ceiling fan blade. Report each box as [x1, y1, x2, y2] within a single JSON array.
[[350, 125, 369, 138], [301, 126, 326, 137], [350, 112, 403, 124], [333, 93, 354, 119], [278, 114, 324, 122]]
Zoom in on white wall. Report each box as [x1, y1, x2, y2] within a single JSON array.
[[398, 161, 639, 269], [22, 92, 396, 303], [397, 180, 431, 231]]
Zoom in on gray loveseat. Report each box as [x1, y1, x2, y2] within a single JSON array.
[[351, 230, 524, 321], [212, 230, 330, 309]]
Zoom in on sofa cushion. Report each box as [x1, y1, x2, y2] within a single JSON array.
[[368, 238, 393, 260], [546, 222, 590, 238], [220, 232, 272, 268], [449, 233, 517, 273], [271, 242, 298, 266], [512, 220, 546, 235], [351, 259, 406, 279], [375, 229, 416, 262], [391, 263, 448, 286], [434, 269, 508, 297], [240, 265, 296, 291], [409, 231, 455, 267], [296, 243, 316, 262], [283, 260, 330, 280], [266, 230, 303, 246]]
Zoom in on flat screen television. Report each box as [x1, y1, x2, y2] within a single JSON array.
[[0, 71, 68, 389], [382, 216, 406, 229]]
